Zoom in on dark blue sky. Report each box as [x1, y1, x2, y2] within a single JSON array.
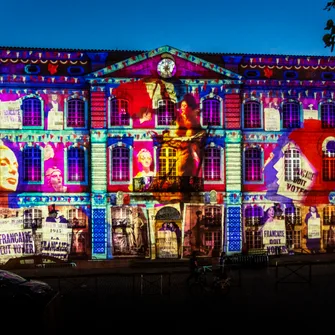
[[2, 0, 334, 56]]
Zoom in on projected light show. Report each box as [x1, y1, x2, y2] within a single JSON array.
[[0, 45, 334, 264]]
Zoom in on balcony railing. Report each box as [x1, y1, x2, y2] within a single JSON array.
[[133, 176, 204, 192]]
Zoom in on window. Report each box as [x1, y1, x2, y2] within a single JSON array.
[[323, 141, 335, 181], [111, 147, 130, 181], [68, 208, 86, 228], [323, 206, 335, 225], [203, 206, 222, 226], [286, 231, 301, 249], [244, 101, 261, 128], [22, 97, 42, 127], [22, 146, 42, 182], [202, 99, 220, 126], [245, 229, 262, 249], [67, 147, 86, 182], [110, 99, 130, 126], [66, 98, 85, 128], [244, 148, 262, 182], [158, 147, 177, 177], [157, 99, 176, 126], [245, 206, 263, 226], [284, 148, 300, 181], [282, 101, 300, 128], [23, 208, 42, 229], [204, 231, 221, 251], [285, 206, 302, 226], [204, 146, 221, 181], [321, 103, 335, 128]]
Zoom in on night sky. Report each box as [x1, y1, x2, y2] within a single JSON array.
[[1, 0, 334, 56]]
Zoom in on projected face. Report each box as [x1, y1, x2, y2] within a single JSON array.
[[46, 167, 66, 192], [138, 149, 152, 170], [0, 142, 19, 192]]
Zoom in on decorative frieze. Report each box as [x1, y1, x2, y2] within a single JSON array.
[[16, 193, 90, 206]]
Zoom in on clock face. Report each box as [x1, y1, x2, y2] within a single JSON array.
[[157, 58, 176, 78]]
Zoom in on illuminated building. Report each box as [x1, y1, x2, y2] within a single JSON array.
[[0, 45, 334, 263]]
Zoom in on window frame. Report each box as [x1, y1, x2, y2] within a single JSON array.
[[285, 205, 302, 226], [242, 99, 263, 130], [64, 145, 88, 185], [109, 143, 133, 185], [323, 205, 335, 225], [281, 99, 302, 129], [244, 205, 263, 227], [320, 101, 335, 129], [284, 148, 301, 182], [23, 208, 43, 229], [64, 95, 88, 130], [157, 146, 177, 177], [243, 146, 264, 184], [21, 144, 44, 185], [155, 99, 177, 128], [200, 96, 223, 128], [108, 97, 132, 128], [203, 143, 224, 183], [21, 94, 44, 130], [245, 228, 263, 249]]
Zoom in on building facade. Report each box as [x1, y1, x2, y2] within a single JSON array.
[[0, 45, 334, 263]]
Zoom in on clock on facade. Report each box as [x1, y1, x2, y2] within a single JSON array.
[[157, 58, 176, 78]]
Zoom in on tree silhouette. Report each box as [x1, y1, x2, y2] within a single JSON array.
[[324, 1, 335, 51]]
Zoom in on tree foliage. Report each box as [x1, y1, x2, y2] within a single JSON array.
[[324, 1, 335, 51]]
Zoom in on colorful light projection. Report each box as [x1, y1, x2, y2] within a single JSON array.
[[0, 139, 19, 193], [111, 206, 149, 257], [0, 138, 89, 194], [154, 204, 182, 259], [260, 203, 287, 255], [47, 94, 64, 130], [0, 205, 90, 264], [183, 204, 223, 257], [0, 91, 87, 131], [246, 98, 335, 206], [0, 99, 22, 129], [108, 78, 219, 194], [0, 214, 34, 263]]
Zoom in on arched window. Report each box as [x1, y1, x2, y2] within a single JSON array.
[[282, 101, 300, 128], [244, 101, 261, 128], [110, 99, 130, 126], [244, 148, 262, 181], [321, 102, 335, 128], [157, 99, 176, 126]]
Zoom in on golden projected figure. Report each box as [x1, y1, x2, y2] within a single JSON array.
[[167, 94, 205, 177]]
